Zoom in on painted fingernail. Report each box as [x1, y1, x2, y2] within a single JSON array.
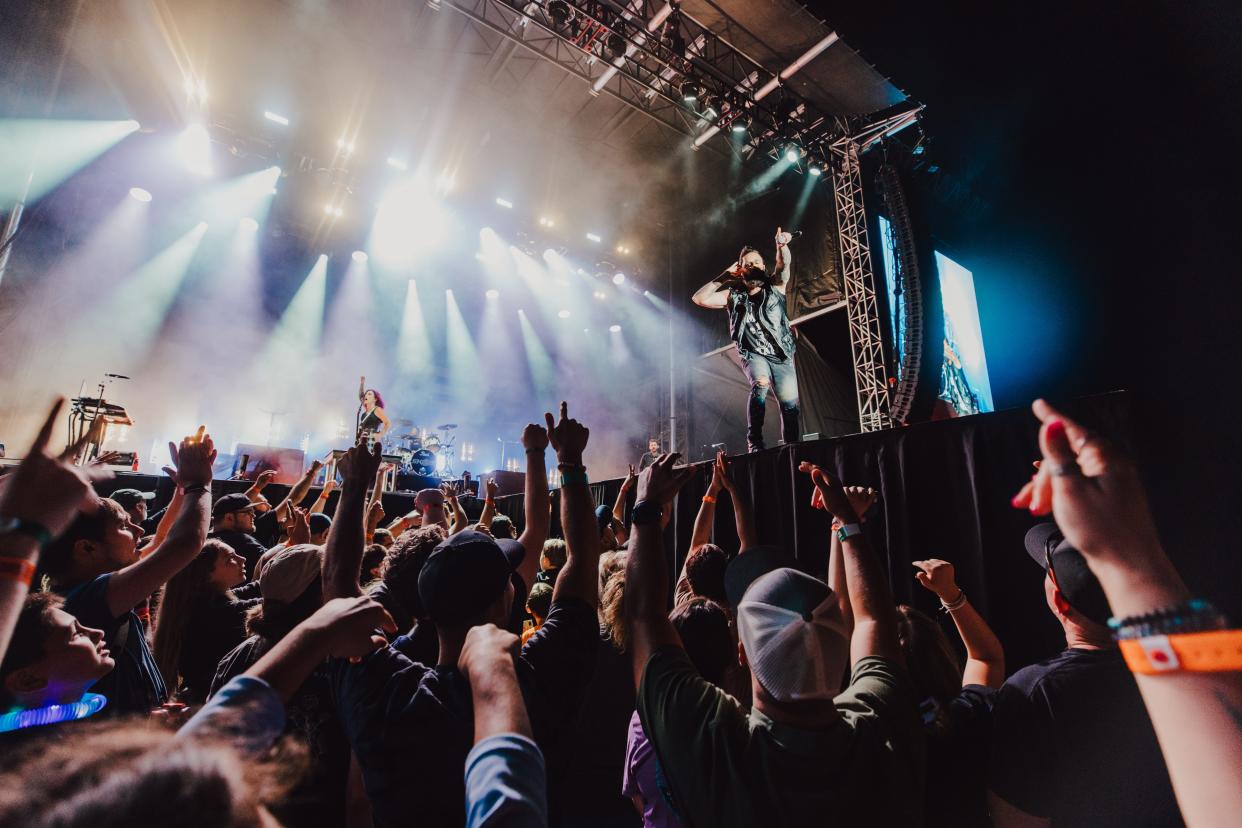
[[1047, 420, 1066, 439], [1011, 495, 1023, 508]]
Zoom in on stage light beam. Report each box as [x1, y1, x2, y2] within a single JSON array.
[[129, 187, 152, 202], [264, 111, 290, 126]]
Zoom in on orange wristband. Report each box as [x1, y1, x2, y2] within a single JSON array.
[[1119, 629, 1242, 674], [0, 557, 36, 586], [701, 495, 716, 504]]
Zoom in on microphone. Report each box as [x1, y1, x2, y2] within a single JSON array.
[[104, 373, 131, 380], [789, 230, 803, 239]]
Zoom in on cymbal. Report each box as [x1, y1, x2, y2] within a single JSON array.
[[437, 423, 458, 430]]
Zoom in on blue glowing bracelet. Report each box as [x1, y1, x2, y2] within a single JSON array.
[[0, 692, 108, 733]]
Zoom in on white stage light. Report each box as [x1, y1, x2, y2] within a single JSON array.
[[612, 272, 625, 285], [176, 123, 213, 176], [609, 324, 622, 333], [240, 217, 259, 232], [352, 250, 368, 262], [337, 137, 356, 155], [586, 232, 602, 243], [264, 111, 290, 126], [486, 289, 500, 299], [129, 187, 152, 202], [594, 291, 607, 300], [786, 149, 799, 163], [496, 197, 514, 209], [539, 216, 555, 227], [387, 157, 408, 171], [809, 165, 822, 177], [557, 309, 571, 319], [371, 176, 452, 267]]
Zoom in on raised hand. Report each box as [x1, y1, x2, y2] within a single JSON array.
[[335, 440, 382, 487], [485, 477, 499, 501], [254, 469, 278, 489], [1012, 399, 1164, 572], [457, 623, 520, 683], [0, 398, 115, 537], [304, 596, 396, 661], [621, 464, 638, 492], [544, 401, 589, 465], [521, 422, 549, 453], [775, 226, 792, 246], [636, 453, 695, 506], [797, 461, 859, 523], [912, 559, 959, 601], [309, 459, 324, 475], [168, 427, 216, 488], [367, 499, 386, 526], [712, 451, 735, 494], [288, 507, 311, 545]]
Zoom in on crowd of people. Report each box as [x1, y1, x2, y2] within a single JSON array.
[[0, 395, 1238, 827]]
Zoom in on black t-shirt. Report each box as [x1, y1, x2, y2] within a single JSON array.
[[177, 584, 261, 703], [922, 684, 996, 828], [331, 597, 599, 828], [210, 529, 268, 580], [989, 647, 1183, 827], [368, 581, 414, 638], [58, 573, 167, 716], [212, 635, 350, 828]]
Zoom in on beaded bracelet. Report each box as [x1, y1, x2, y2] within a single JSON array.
[[939, 589, 967, 613], [1108, 599, 1227, 641]]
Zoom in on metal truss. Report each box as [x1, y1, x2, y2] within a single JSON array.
[[827, 104, 922, 432], [443, 0, 844, 163], [830, 135, 892, 432]]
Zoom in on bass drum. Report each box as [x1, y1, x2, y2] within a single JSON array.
[[409, 449, 438, 477]]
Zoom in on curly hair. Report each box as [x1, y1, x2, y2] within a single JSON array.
[[381, 525, 446, 617], [600, 569, 627, 652]]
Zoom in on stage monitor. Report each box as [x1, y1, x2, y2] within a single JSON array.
[[878, 216, 994, 416]]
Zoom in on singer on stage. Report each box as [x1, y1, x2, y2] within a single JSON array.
[[692, 226, 799, 453], [357, 376, 392, 444]]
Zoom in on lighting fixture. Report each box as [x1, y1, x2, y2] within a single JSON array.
[[263, 111, 290, 126], [609, 324, 622, 333], [387, 157, 408, 171], [785, 148, 799, 163], [731, 116, 751, 134], [678, 81, 699, 104], [496, 197, 514, 209], [336, 138, 356, 155], [557, 309, 571, 319], [486, 289, 500, 299], [352, 250, 368, 262], [809, 165, 822, 177], [586, 232, 602, 243], [594, 291, 607, 300], [612, 272, 626, 285], [128, 187, 152, 203], [539, 216, 555, 227]]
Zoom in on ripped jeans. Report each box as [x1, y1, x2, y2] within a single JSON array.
[[739, 350, 800, 451]]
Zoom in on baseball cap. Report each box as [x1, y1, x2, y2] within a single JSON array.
[[1023, 523, 1112, 626], [308, 513, 333, 536], [258, 544, 323, 604], [211, 493, 256, 521], [595, 504, 614, 535], [495, 537, 527, 572], [736, 568, 850, 703], [724, 545, 793, 609], [418, 530, 513, 626], [110, 489, 155, 511]]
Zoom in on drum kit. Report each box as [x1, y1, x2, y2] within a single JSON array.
[[389, 420, 458, 478]]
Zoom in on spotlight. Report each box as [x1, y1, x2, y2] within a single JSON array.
[[240, 217, 259, 231], [539, 216, 555, 227], [785, 148, 799, 163], [594, 291, 607, 300], [615, 244, 632, 255], [324, 204, 344, 217], [643, 290, 651, 296], [809, 165, 822, 177], [496, 197, 514, 209], [586, 232, 602, 243], [678, 81, 699, 104], [336, 138, 356, 155], [557, 309, 571, 319], [387, 157, 408, 171], [604, 30, 626, 60], [612, 272, 625, 285], [176, 123, 213, 177], [129, 187, 152, 203], [486, 289, 500, 299], [263, 111, 290, 126], [352, 250, 368, 263], [731, 116, 751, 134], [609, 324, 622, 333]]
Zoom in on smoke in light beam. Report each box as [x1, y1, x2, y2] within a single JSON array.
[[0, 119, 139, 202]]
